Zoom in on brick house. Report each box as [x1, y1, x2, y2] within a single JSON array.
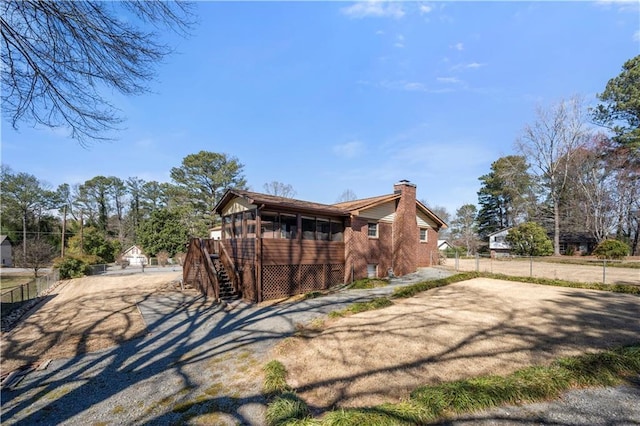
[[183, 180, 447, 302]]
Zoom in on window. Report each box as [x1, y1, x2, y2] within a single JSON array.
[[367, 222, 378, 238], [419, 228, 428, 242], [280, 214, 297, 239]]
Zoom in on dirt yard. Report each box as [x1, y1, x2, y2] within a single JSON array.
[[1, 271, 183, 374], [441, 258, 639, 285], [274, 278, 640, 411]]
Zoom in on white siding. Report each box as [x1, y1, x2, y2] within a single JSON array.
[[417, 210, 436, 228], [358, 201, 396, 223], [221, 198, 254, 216]]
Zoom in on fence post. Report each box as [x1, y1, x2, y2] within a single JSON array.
[[530, 255, 533, 278], [475, 253, 479, 272], [455, 251, 459, 271], [603, 259, 606, 284]]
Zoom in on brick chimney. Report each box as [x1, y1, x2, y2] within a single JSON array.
[[392, 180, 418, 276]]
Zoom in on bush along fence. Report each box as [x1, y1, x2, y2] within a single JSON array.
[[1, 269, 61, 328], [441, 252, 639, 285]]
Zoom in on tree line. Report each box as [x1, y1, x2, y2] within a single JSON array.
[[447, 56, 639, 256]]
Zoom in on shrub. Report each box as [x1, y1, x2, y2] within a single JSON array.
[[592, 239, 630, 260], [54, 256, 93, 279], [157, 250, 169, 267]]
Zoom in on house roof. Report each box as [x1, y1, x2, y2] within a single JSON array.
[[216, 189, 448, 229], [215, 189, 350, 217], [122, 245, 146, 256], [0, 235, 11, 245]]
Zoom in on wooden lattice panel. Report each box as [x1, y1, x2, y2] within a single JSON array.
[[261, 263, 346, 301], [300, 264, 324, 293], [262, 265, 298, 300]]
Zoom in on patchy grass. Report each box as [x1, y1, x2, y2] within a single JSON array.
[[536, 257, 640, 269], [264, 345, 640, 425], [392, 272, 481, 298], [479, 272, 640, 294], [347, 278, 389, 290], [328, 297, 393, 318]]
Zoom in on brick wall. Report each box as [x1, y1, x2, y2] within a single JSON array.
[[417, 227, 439, 267], [392, 181, 418, 276], [344, 217, 393, 282]]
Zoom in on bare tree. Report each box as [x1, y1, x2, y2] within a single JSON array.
[[263, 181, 297, 198], [516, 97, 591, 255], [1, 1, 194, 145], [14, 239, 55, 278], [336, 189, 358, 203]]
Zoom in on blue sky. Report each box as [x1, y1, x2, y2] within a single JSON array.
[[1, 1, 638, 216]]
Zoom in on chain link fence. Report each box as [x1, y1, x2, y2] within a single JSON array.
[[1, 269, 61, 316], [438, 253, 639, 285]]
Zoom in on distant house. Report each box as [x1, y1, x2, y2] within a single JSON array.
[[488, 228, 512, 257], [558, 232, 598, 255], [437, 240, 454, 251], [489, 228, 598, 257], [184, 180, 448, 302], [1, 235, 13, 267], [121, 245, 148, 266], [209, 225, 222, 240]]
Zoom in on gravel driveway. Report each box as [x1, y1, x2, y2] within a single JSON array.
[[1, 268, 638, 425]]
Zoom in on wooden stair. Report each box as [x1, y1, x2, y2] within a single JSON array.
[[210, 254, 239, 301]]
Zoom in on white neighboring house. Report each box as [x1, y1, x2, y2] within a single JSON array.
[[121, 245, 148, 266], [437, 240, 454, 251], [209, 225, 222, 240], [488, 228, 512, 257], [1, 235, 13, 267]]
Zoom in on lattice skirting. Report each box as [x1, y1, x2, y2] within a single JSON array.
[[261, 264, 345, 300]]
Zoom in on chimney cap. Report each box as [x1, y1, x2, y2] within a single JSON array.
[[394, 179, 416, 187]]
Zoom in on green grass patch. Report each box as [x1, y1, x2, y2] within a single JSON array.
[[392, 272, 481, 298], [266, 392, 311, 426], [479, 272, 640, 295], [265, 345, 640, 425], [328, 297, 393, 318], [0, 274, 35, 290], [263, 360, 291, 396], [347, 277, 389, 290]]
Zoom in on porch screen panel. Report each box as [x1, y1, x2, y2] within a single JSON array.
[[316, 219, 330, 241], [301, 217, 315, 240], [261, 212, 278, 238], [280, 214, 298, 239]]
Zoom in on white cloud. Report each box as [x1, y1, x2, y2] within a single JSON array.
[[452, 62, 487, 70], [595, 0, 640, 12], [451, 42, 464, 51], [437, 77, 462, 84], [634, 30, 640, 42], [333, 140, 364, 158], [340, 1, 405, 19], [375, 29, 385, 35], [394, 34, 405, 48], [419, 4, 433, 14]]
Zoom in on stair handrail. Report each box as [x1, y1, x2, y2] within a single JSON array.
[[201, 241, 220, 300], [218, 241, 241, 295]]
